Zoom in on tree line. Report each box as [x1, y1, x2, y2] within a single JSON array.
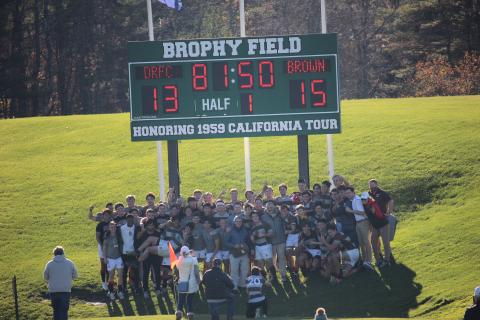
[[0, 0, 478, 118]]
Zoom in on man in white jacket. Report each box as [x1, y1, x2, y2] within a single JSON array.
[[44, 246, 78, 320]]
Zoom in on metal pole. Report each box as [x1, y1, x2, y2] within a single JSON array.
[[12, 275, 19, 320], [239, 0, 252, 191], [147, 0, 166, 201], [321, 0, 335, 180], [298, 136, 310, 188]]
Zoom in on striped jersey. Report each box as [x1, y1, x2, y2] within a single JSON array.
[[246, 275, 266, 303]]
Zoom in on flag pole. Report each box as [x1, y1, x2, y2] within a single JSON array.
[[147, 0, 166, 201], [321, 0, 335, 180], [239, 0, 252, 191]]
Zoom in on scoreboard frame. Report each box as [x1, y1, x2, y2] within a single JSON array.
[[128, 33, 341, 141]]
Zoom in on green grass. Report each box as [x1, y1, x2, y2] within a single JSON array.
[[0, 95, 479, 320]]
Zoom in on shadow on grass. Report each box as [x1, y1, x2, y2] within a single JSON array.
[[66, 263, 421, 318], [290, 263, 422, 318]]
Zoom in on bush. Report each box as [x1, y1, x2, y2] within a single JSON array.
[[413, 52, 480, 97]]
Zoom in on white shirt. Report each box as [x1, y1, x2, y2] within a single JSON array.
[[120, 224, 135, 254], [351, 195, 366, 222], [177, 255, 199, 293]]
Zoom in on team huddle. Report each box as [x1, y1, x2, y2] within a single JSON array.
[[90, 175, 395, 317]]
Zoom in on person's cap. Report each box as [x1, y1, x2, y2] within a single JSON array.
[[187, 196, 196, 202], [234, 215, 243, 222], [360, 192, 370, 200], [180, 246, 190, 255], [295, 204, 304, 210], [474, 286, 480, 298], [126, 213, 134, 219], [230, 188, 238, 193], [213, 258, 222, 267], [193, 189, 202, 194]]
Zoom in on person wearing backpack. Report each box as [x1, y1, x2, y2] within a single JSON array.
[[360, 192, 392, 268], [175, 246, 200, 320]]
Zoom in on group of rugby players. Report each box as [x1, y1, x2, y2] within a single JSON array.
[[90, 175, 394, 301]]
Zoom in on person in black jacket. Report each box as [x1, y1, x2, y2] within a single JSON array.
[[202, 258, 235, 320], [464, 286, 480, 320]]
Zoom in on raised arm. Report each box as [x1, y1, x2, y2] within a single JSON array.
[[88, 205, 97, 222]]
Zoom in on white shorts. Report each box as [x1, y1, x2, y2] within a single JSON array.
[[306, 249, 322, 257], [107, 257, 124, 271], [345, 248, 360, 267], [157, 240, 169, 257], [286, 233, 300, 248], [219, 250, 230, 260], [98, 244, 105, 259], [195, 249, 206, 259], [255, 244, 273, 261]]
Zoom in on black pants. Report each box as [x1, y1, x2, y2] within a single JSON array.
[[142, 255, 162, 291], [122, 254, 140, 290], [246, 299, 268, 318], [50, 292, 70, 320]]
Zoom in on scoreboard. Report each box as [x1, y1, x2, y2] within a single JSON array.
[[128, 33, 341, 141]]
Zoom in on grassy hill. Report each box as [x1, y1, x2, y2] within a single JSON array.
[[0, 96, 479, 320]]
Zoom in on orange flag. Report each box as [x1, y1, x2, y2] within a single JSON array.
[[168, 241, 178, 269]]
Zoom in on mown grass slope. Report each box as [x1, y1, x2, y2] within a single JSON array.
[[0, 96, 478, 320]]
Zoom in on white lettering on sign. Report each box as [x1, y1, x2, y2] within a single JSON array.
[[201, 98, 231, 111], [247, 37, 301, 55], [132, 118, 338, 139], [162, 37, 302, 58]]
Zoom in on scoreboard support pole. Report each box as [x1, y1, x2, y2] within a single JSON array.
[[297, 135, 310, 188], [168, 140, 181, 196]]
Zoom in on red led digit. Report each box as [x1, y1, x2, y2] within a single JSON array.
[[301, 81, 306, 106], [163, 85, 178, 113], [311, 79, 326, 107], [153, 87, 158, 112], [259, 61, 274, 88], [224, 64, 229, 88], [249, 94, 253, 113], [192, 63, 208, 90], [238, 61, 253, 89]]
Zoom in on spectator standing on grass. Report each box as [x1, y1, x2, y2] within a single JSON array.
[[314, 307, 328, 320], [119, 213, 141, 295], [344, 186, 374, 270], [250, 211, 274, 284], [202, 258, 235, 320], [225, 216, 251, 292], [44, 246, 78, 320], [175, 246, 200, 320], [463, 286, 480, 320], [368, 179, 396, 262], [261, 200, 288, 283], [103, 221, 125, 300], [94, 209, 112, 291], [360, 192, 391, 267]]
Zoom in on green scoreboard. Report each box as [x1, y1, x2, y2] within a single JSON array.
[[128, 33, 341, 141]]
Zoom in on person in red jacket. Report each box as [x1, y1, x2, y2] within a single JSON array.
[[360, 192, 392, 268]]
